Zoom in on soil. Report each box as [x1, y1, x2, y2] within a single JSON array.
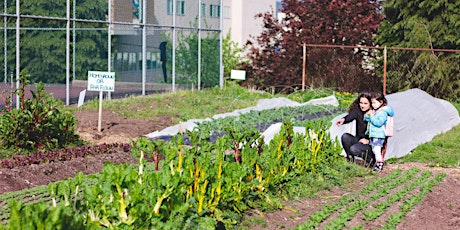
[[1, 109, 460, 229]]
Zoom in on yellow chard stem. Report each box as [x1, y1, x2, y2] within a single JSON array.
[[218, 160, 222, 179], [193, 166, 201, 192], [197, 179, 209, 214], [169, 160, 175, 176], [177, 149, 183, 175], [154, 187, 174, 215], [277, 138, 283, 159]]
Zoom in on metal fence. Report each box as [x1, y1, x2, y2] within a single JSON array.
[[302, 44, 460, 101], [0, 0, 223, 108]]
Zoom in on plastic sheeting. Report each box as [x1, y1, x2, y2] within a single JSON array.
[[329, 88, 460, 159]]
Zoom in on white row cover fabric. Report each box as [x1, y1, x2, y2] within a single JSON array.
[[146, 95, 339, 139]]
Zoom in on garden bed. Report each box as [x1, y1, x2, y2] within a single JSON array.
[[1, 107, 459, 229]]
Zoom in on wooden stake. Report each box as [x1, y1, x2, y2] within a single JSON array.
[[302, 43, 306, 91], [383, 46, 387, 95], [98, 90, 103, 132]]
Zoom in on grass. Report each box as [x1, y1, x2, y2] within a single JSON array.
[[68, 82, 352, 125], [69, 81, 275, 124]]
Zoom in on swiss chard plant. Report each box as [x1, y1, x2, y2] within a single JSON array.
[[0, 73, 81, 154], [1, 118, 345, 229]]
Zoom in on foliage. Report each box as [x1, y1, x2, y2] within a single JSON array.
[[194, 103, 341, 136], [0, 143, 131, 168], [242, 0, 383, 93], [165, 29, 220, 88], [375, 0, 460, 101], [2, 0, 109, 83], [0, 73, 81, 153], [167, 29, 245, 87], [223, 31, 247, 79], [295, 168, 446, 229], [1, 118, 345, 229]]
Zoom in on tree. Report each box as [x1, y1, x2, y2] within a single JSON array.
[[172, 30, 220, 88], [375, 0, 460, 100], [242, 0, 383, 93], [3, 0, 108, 84], [223, 31, 246, 80]]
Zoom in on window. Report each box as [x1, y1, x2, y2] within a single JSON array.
[[223, 6, 230, 19], [176, 1, 185, 15], [167, 0, 185, 16], [167, 0, 172, 15], [210, 4, 220, 18], [201, 3, 206, 17]]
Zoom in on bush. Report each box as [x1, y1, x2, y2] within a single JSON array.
[[0, 74, 80, 153]]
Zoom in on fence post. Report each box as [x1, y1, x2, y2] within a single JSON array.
[[15, 0, 20, 109], [383, 46, 387, 95], [302, 43, 306, 91]]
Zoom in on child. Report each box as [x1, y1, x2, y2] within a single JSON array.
[[364, 92, 394, 172]]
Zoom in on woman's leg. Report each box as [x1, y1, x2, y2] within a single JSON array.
[[341, 133, 359, 161], [350, 143, 375, 166]]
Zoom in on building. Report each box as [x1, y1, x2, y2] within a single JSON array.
[[223, 0, 278, 47], [109, 0, 279, 83]]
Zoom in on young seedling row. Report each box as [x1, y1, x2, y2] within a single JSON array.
[[295, 168, 446, 229]]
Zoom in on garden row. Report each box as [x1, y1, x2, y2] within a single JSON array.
[[153, 103, 341, 144], [295, 168, 446, 229], [1, 117, 347, 229]]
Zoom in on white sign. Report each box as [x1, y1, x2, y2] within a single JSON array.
[[77, 89, 86, 107], [230, 69, 246, 80], [87, 71, 115, 92]]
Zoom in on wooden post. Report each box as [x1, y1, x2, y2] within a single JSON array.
[[98, 90, 103, 132], [383, 46, 387, 95], [302, 43, 306, 91]]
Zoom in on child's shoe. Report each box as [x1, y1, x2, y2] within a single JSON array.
[[373, 161, 384, 172]]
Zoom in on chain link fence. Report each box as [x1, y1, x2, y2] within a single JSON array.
[[303, 44, 460, 101], [0, 0, 223, 108]]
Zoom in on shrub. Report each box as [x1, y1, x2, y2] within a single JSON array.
[[0, 73, 81, 153]]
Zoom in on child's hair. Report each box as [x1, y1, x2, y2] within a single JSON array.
[[371, 92, 387, 106]]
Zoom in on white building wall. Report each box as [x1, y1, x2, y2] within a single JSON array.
[[223, 0, 277, 46]]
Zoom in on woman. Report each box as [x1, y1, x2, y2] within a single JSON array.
[[335, 92, 375, 166]]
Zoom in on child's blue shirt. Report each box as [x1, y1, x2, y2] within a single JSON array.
[[364, 105, 394, 138]]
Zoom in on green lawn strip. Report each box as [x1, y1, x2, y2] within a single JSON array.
[[380, 173, 447, 230], [295, 169, 404, 229]]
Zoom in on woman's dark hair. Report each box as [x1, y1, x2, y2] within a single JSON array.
[[371, 92, 388, 106], [349, 92, 371, 113]]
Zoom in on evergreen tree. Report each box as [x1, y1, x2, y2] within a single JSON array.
[[376, 0, 460, 100]]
